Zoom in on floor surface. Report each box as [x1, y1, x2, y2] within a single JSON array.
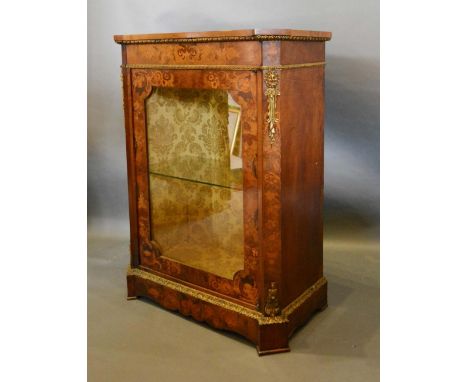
[[88, 233, 379, 381]]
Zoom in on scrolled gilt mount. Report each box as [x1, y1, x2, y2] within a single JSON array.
[[264, 69, 280, 145], [264, 281, 281, 317]]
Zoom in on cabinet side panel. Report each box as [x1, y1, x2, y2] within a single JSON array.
[[280, 41, 325, 64], [280, 66, 324, 305]]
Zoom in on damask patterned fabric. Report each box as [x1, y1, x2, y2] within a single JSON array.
[[146, 88, 244, 279]]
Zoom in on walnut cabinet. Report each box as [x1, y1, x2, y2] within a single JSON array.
[[114, 29, 332, 355]]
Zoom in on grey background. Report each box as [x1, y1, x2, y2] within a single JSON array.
[[88, 1, 379, 380], [88, 0, 379, 242]]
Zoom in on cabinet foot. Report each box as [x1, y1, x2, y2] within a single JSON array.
[[256, 346, 290, 356], [256, 321, 290, 356], [318, 302, 328, 312]]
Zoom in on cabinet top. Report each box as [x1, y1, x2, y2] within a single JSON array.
[[114, 29, 331, 44]]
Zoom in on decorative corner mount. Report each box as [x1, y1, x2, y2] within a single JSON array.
[[264, 69, 280, 145], [264, 281, 280, 317]]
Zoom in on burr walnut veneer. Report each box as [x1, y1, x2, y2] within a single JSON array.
[[114, 29, 332, 355]]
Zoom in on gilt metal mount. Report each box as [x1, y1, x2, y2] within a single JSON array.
[[264, 69, 280, 145], [264, 281, 280, 317]]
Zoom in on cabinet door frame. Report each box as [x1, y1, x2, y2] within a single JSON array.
[[127, 68, 260, 307]]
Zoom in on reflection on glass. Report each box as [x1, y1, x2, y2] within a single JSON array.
[[146, 88, 244, 279]]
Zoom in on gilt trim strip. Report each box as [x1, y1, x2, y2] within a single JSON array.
[[121, 62, 326, 71], [128, 266, 327, 325], [116, 35, 331, 45]]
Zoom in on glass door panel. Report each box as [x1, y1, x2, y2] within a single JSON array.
[[146, 88, 244, 279]]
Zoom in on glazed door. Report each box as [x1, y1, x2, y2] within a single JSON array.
[[131, 69, 260, 306]]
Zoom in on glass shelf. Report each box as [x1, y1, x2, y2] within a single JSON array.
[[149, 170, 242, 190]]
